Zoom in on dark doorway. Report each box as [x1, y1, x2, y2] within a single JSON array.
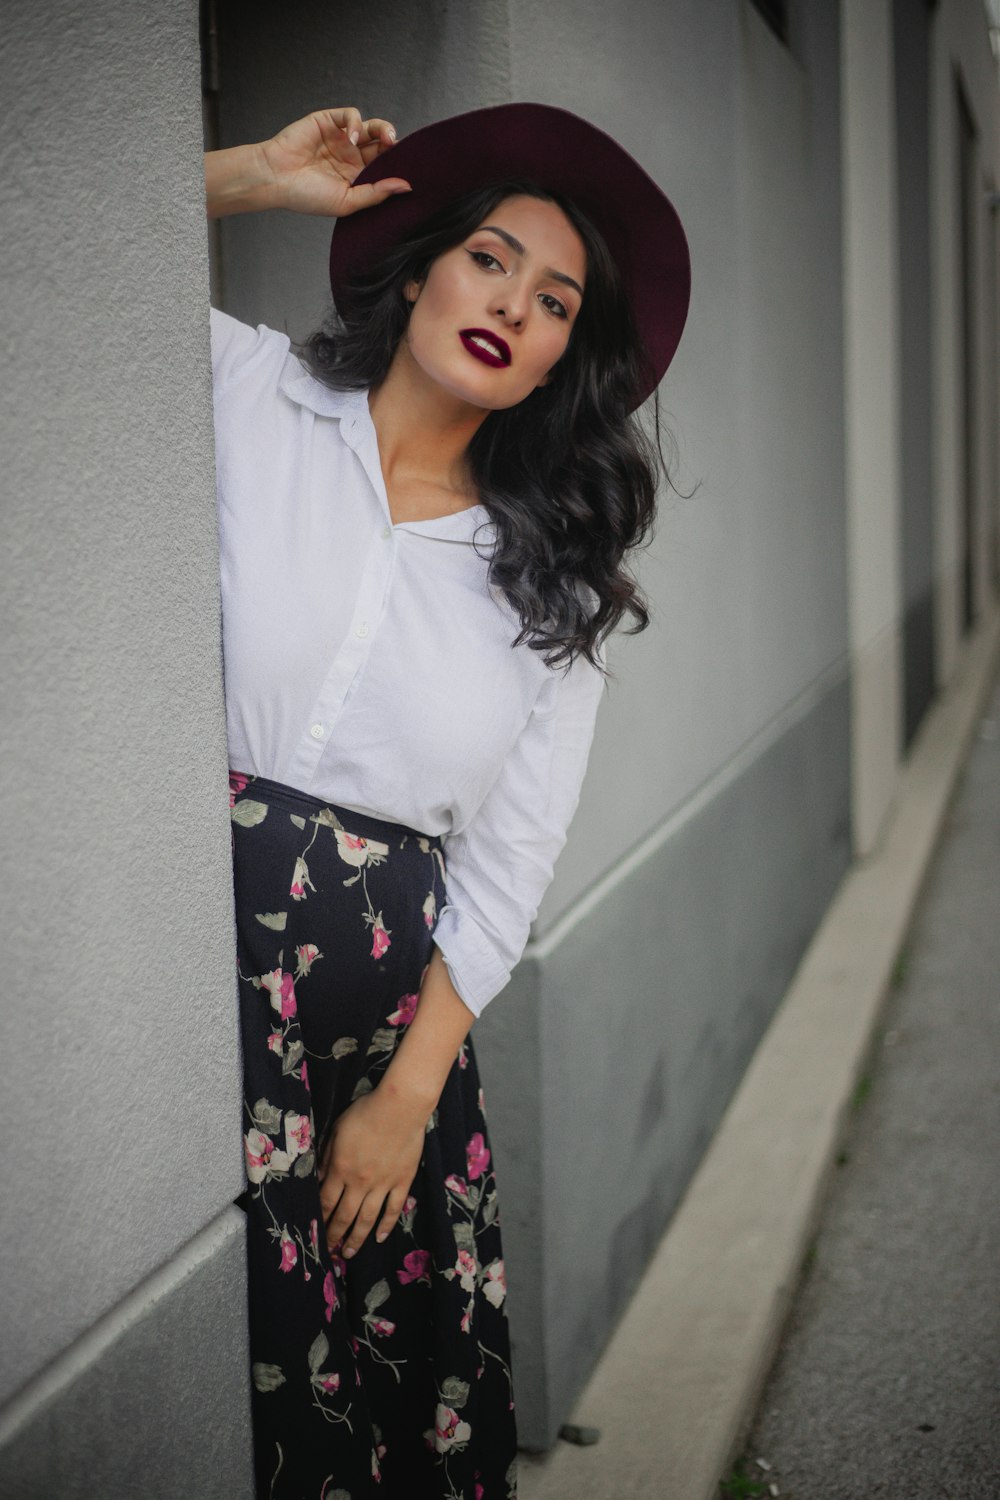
[[894, 0, 935, 747], [956, 75, 978, 635]]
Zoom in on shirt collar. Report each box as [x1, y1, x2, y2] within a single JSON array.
[[278, 356, 495, 545], [277, 358, 368, 420]]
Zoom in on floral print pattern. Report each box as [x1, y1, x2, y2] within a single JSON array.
[[231, 773, 517, 1499]]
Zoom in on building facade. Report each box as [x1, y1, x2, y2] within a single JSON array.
[[1, 0, 997, 1489]]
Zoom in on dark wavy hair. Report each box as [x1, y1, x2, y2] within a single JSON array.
[[301, 180, 670, 670]]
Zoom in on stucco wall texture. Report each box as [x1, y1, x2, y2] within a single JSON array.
[[0, 0, 243, 1432]]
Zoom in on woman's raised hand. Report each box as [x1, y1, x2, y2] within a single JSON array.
[[205, 106, 410, 220]]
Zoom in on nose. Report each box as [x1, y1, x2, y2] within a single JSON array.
[[489, 286, 528, 329]]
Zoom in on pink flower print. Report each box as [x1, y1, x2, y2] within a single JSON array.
[[259, 968, 296, 1020], [278, 1229, 297, 1273], [370, 914, 391, 961], [294, 942, 322, 978], [309, 1218, 319, 1254], [370, 1317, 396, 1338], [482, 1258, 506, 1308], [458, 1044, 469, 1070], [266, 1029, 283, 1057], [456, 1249, 477, 1293], [461, 1301, 473, 1335], [466, 1132, 490, 1181], [397, 1249, 431, 1286], [228, 771, 248, 807], [323, 1270, 338, 1322], [444, 1174, 469, 1199], [434, 1404, 472, 1453], [330, 1249, 348, 1280], [335, 829, 369, 868], [400, 1193, 418, 1233], [422, 890, 436, 928], [284, 1111, 311, 1158], [290, 856, 315, 900], [301, 1060, 310, 1092], [317, 1372, 340, 1394], [476, 1485, 485, 1500], [387, 991, 419, 1027], [244, 1128, 291, 1184]]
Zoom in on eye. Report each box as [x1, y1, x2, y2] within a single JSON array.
[[468, 249, 504, 271], [539, 292, 568, 320]]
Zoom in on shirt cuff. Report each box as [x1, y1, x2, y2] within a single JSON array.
[[431, 905, 512, 1019]]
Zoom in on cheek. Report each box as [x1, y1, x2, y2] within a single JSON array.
[[534, 324, 572, 376]]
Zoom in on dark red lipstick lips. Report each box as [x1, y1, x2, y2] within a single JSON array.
[[459, 329, 511, 367]]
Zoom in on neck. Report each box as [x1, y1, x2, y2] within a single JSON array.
[[367, 340, 489, 500]]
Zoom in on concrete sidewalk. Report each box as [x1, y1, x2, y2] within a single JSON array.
[[518, 615, 1000, 1500]]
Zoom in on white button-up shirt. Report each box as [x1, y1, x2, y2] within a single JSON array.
[[211, 309, 605, 1015]]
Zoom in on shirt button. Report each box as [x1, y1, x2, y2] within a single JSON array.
[[310, 723, 325, 740], [355, 622, 369, 638], [381, 525, 391, 540]]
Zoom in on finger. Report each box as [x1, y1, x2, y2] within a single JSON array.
[[313, 105, 365, 147], [339, 178, 411, 216], [318, 1169, 345, 1222], [358, 119, 397, 167], [324, 1186, 363, 1249], [359, 117, 398, 148], [341, 1193, 386, 1258], [374, 1186, 409, 1245]]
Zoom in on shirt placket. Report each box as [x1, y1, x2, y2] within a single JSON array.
[[284, 412, 396, 789]]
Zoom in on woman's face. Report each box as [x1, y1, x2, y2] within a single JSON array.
[[401, 194, 587, 410]]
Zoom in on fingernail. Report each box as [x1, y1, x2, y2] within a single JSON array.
[[349, 129, 360, 146], [375, 1231, 387, 1243], [343, 1247, 356, 1258], [387, 127, 397, 142]]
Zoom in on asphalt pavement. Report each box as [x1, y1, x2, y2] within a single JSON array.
[[736, 673, 1000, 1500]]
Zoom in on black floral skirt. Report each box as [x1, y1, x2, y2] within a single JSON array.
[[230, 773, 517, 1500]]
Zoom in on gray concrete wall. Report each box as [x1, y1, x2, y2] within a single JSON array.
[[211, 0, 852, 1446], [0, 0, 252, 1492]]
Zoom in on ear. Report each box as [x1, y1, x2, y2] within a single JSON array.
[[403, 277, 423, 305]]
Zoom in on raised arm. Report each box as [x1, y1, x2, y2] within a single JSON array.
[[204, 105, 411, 220]]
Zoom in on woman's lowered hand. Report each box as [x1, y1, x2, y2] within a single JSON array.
[[318, 948, 476, 1257], [205, 106, 410, 220], [318, 1084, 429, 1258]]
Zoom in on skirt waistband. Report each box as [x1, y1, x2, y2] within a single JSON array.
[[229, 772, 442, 850]]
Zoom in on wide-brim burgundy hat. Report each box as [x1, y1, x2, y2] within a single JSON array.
[[328, 102, 690, 410]]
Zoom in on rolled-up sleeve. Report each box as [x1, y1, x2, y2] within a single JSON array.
[[432, 646, 606, 1016]]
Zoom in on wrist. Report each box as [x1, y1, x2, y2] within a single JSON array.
[[204, 142, 280, 219], [377, 1058, 440, 1122]]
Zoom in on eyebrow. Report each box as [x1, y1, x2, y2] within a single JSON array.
[[476, 224, 585, 299]]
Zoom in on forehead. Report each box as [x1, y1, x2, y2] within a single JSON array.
[[474, 194, 587, 280]]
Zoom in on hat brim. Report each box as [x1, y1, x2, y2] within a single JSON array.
[[328, 103, 690, 410]]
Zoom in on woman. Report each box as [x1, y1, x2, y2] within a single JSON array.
[[205, 102, 689, 1500]]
